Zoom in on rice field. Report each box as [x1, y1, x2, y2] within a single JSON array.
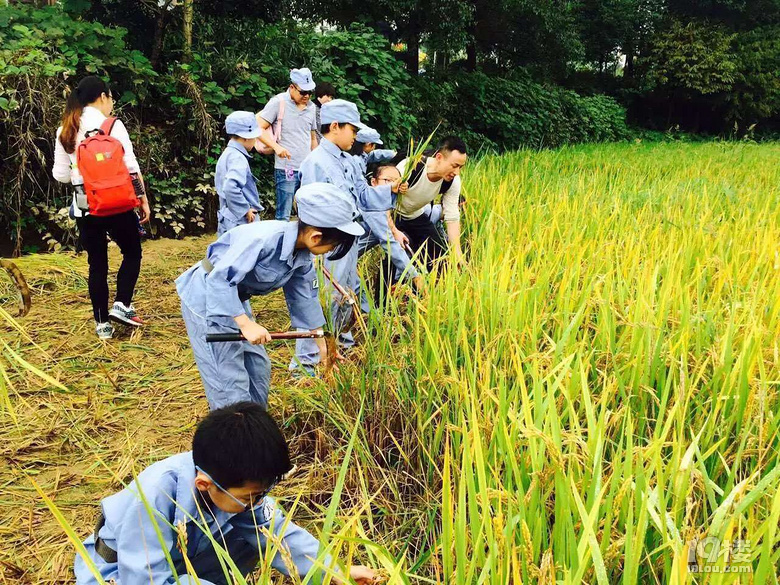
[[1, 140, 779, 584]]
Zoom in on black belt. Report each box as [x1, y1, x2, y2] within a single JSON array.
[[94, 512, 118, 564]]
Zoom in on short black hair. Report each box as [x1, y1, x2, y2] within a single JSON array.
[[316, 82, 336, 100], [321, 122, 351, 137], [436, 135, 468, 156], [192, 402, 291, 489], [349, 140, 366, 156], [299, 221, 356, 261]]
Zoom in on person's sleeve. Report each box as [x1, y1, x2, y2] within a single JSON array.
[[367, 149, 396, 165], [395, 158, 409, 177], [258, 97, 280, 125], [310, 109, 317, 131], [114, 478, 215, 584], [204, 235, 269, 322], [441, 176, 461, 222], [354, 175, 394, 212], [233, 497, 336, 578], [52, 129, 73, 184], [222, 154, 252, 219], [299, 158, 331, 187], [283, 262, 326, 330], [109, 119, 141, 174], [362, 212, 418, 278]]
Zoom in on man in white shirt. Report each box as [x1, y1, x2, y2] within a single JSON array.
[[395, 136, 467, 270]]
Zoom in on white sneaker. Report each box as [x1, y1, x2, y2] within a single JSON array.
[[96, 321, 114, 339], [108, 302, 144, 327]]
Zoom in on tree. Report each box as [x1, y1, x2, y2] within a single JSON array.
[[292, 0, 473, 75], [642, 21, 737, 96], [640, 20, 737, 128], [727, 26, 780, 124]]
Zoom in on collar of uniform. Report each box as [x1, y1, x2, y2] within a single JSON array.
[[320, 137, 344, 160], [171, 452, 234, 526], [227, 140, 252, 159], [173, 452, 257, 526], [170, 452, 201, 527], [279, 221, 310, 268]]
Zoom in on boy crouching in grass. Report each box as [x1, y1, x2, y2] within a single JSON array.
[[74, 402, 378, 584]]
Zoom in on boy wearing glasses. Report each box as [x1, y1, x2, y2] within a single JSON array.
[[256, 68, 319, 221], [74, 402, 378, 584]]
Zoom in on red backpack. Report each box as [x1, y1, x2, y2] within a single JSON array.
[[76, 117, 138, 216]]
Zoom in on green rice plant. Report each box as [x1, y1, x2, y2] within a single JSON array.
[[10, 141, 780, 584]]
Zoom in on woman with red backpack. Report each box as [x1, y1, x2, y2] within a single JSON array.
[[52, 76, 151, 339]]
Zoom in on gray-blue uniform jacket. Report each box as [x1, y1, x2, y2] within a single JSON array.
[[177, 221, 324, 332], [74, 452, 331, 584], [178, 221, 324, 408], [348, 153, 418, 280], [215, 141, 263, 235], [357, 149, 396, 176], [298, 137, 394, 212], [291, 138, 395, 371]]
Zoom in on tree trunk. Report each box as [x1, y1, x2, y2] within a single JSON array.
[[403, 15, 420, 75], [466, 41, 477, 71], [150, 0, 176, 70], [624, 43, 635, 77], [182, 0, 194, 63]]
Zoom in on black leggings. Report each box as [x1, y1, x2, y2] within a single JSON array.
[[77, 211, 142, 322]]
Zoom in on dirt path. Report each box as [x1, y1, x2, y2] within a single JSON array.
[[0, 235, 308, 583]]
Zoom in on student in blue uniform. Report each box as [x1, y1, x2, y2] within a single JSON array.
[[176, 183, 364, 410], [215, 112, 264, 235], [349, 127, 396, 176], [357, 164, 422, 295], [74, 401, 378, 584], [347, 130, 417, 294], [290, 100, 406, 374]]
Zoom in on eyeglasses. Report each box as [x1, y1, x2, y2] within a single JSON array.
[[195, 466, 277, 512], [375, 176, 396, 184]]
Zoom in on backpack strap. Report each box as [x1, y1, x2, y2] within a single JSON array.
[[409, 156, 453, 195], [99, 117, 117, 136], [275, 96, 285, 141]]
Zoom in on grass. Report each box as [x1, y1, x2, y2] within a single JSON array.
[[1, 140, 779, 583]]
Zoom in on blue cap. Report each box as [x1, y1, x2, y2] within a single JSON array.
[[225, 111, 261, 139], [290, 68, 316, 91], [320, 99, 367, 130], [295, 183, 365, 236], [356, 127, 383, 145]]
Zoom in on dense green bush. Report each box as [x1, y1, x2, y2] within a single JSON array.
[[411, 72, 631, 152], [193, 20, 416, 143], [0, 4, 157, 253], [0, 5, 632, 253]]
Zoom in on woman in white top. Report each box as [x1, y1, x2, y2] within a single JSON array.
[[52, 76, 151, 339]]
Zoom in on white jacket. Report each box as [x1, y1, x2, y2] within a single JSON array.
[[52, 106, 140, 217]]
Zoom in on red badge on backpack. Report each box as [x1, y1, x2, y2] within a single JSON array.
[[77, 118, 138, 216]]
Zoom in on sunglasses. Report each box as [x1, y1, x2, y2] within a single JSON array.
[[196, 466, 278, 512], [293, 85, 313, 96]]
